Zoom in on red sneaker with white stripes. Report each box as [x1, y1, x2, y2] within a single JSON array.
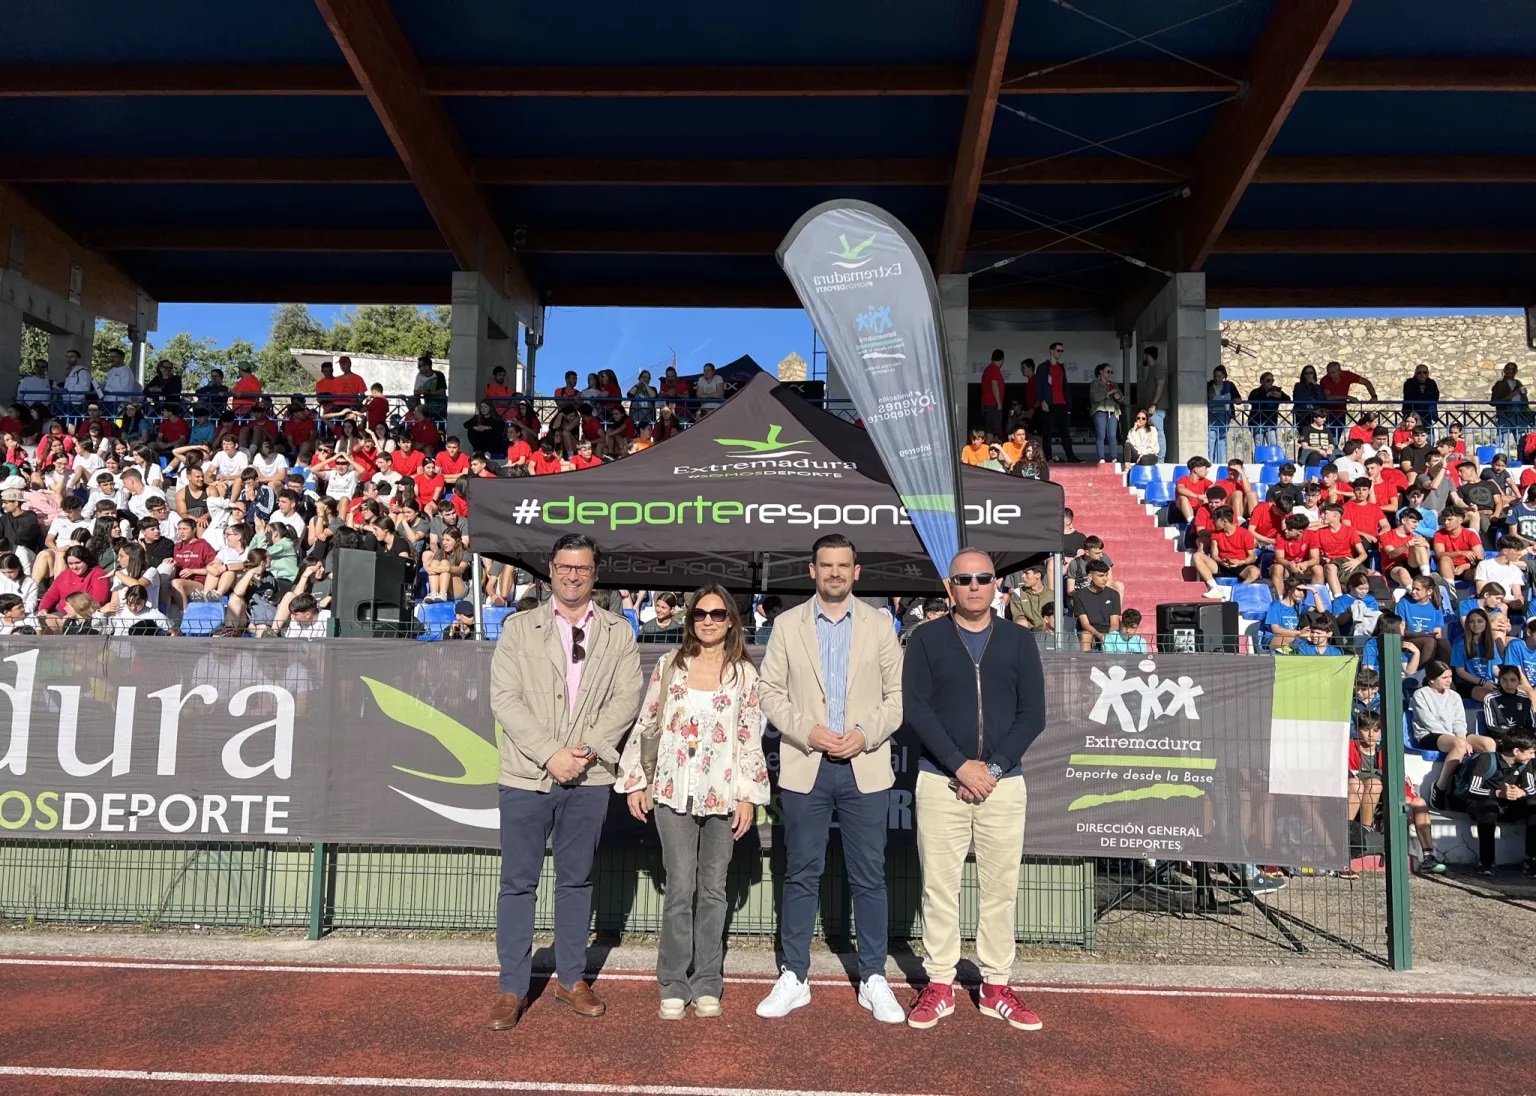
[[978, 983, 1042, 1030], [905, 982, 955, 1029]]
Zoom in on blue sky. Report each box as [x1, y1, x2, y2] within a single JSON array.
[[156, 302, 1519, 392]]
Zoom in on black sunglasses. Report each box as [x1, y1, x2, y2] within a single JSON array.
[[691, 608, 730, 623], [570, 625, 586, 664], [949, 572, 996, 588]]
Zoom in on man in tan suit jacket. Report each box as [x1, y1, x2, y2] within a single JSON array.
[[755, 534, 904, 1023], [486, 534, 643, 1031]]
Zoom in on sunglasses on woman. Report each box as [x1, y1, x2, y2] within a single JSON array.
[[691, 608, 730, 623]]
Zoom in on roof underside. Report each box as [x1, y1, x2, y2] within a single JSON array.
[[3, 0, 1535, 313]]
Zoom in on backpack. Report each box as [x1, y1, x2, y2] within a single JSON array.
[[1451, 751, 1499, 800]]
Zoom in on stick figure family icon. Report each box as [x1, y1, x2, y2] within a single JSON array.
[[1088, 660, 1205, 736]]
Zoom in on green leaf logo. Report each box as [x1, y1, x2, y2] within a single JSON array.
[[829, 232, 876, 262], [714, 423, 810, 457], [362, 676, 502, 786]]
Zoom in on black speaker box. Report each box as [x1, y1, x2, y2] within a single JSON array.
[[331, 547, 417, 638], [1155, 600, 1239, 654]]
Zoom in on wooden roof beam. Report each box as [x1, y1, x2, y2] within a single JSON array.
[[937, 0, 1018, 275]]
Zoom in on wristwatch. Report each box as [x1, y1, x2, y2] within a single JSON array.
[[985, 762, 1004, 779]]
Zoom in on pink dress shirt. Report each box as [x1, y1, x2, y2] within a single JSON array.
[[552, 603, 596, 716]]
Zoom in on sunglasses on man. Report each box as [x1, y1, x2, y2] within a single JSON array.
[[949, 572, 995, 588]]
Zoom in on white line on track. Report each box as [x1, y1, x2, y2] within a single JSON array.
[[0, 956, 1528, 1005], [0, 1065, 945, 1096]]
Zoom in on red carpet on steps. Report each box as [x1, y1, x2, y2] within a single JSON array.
[[1051, 464, 1207, 620]]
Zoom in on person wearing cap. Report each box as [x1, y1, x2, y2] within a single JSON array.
[[0, 487, 42, 559], [231, 363, 264, 416], [443, 600, 478, 640]]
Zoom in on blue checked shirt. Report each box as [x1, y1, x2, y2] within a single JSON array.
[[814, 600, 853, 734]]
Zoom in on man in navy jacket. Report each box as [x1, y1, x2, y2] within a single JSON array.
[[902, 548, 1047, 1033]]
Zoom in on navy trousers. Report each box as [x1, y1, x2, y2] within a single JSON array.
[[496, 782, 608, 997], [778, 759, 889, 981]]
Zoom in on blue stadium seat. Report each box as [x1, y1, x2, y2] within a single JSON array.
[[1171, 465, 1189, 483], [180, 600, 226, 637], [1477, 445, 1497, 465], [1127, 465, 1155, 489], [1142, 480, 1174, 505], [414, 600, 458, 640], [622, 607, 639, 634], [1214, 576, 1240, 586], [1302, 465, 1322, 480], [1258, 463, 1281, 484], [1255, 445, 1283, 464], [482, 605, 514, 641], [1231, 584, 1273, 620]]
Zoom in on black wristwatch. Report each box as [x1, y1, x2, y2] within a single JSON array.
[[986, 762, 1004, 779]]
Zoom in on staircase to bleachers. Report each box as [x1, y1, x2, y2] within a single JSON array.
[[1049, 463, 1207, 622]]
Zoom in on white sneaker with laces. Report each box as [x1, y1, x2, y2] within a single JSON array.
[[858, 974, 904, 1024], [755, 969, 811, 1018]]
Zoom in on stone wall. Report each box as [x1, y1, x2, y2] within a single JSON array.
[[1217, 314, 1536, 403]]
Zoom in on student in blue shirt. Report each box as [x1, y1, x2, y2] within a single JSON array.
[[1506, 484, 1536, 541], [1397, 573, 1449, 663], [1262, 578, 1317, 651], [1101, 607, 1149, 654], [1331, 571, 1379, 652], [1397, 485, 1438, 538], [1359, 611, 1420, 676], [1503, 616, 1536, 695], [1352, 666, 1381, 728], [1292, 611, 1343, 656], [1450, 608, 1502, 701], [1451, 583, 1508, 645]]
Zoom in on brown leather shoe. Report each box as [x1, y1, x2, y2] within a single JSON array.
[[488, 993, 525, 1031], [553, 980, 605, 1017]]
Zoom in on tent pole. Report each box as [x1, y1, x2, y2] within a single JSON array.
[[1052, 552, 1065, 652], [471, 553, 485, 638]]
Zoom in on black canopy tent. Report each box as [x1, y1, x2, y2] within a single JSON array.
[[466, 374, 1063, 594]]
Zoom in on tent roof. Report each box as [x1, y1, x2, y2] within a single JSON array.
[[467, 373, 1063, 593]]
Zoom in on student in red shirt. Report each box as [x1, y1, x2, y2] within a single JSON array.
[[1378, 506, 1431, 591], [365, 384, 390, 432], [552, 371, 581, 404], [231, 364, 264, 416], [504, 436, 533, 470], [390, 438, 425, 478], [349, 436, 379, 483], [1342, 478, 1389, 546], [1192, 505, 1260, 595], [570, 439, 602, 470], [1433, 507, 1484, 583], [282, 401, 318, 451], [412, 456, 446, 505], [979, 350, 1006, 440], [1247, 496, 1286, 546], [154, 406, 191, 453], [1365, 456, 1405, 509], [1313, 502, 1368, 597], [530, 437, 566, 475], [1174, 456, 1214, 526], [1391, 413, 1420, 451], [1347, 411, 1379, 446], [436, 436, 471, 485], [1270, 513, 1323, 597], [406, 406, 442, 450]]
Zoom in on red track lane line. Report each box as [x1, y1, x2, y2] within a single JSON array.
[[3, 964, 1535, 1096], [0, 955, 1529, 1004]]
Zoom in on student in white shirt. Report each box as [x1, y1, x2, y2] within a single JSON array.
[[208, 435, 250, 483], [0, 554, 40, 613], [107, 584, 171, 634], [0, 592, 38, 634], [1475, 534, 1528, 611], [252, 439, 290, 488]]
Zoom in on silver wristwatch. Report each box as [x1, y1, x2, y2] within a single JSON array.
[[985, 762, 1004, 779]]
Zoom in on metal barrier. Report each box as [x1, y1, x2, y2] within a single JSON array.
[[1209, 400, 1526, 463]]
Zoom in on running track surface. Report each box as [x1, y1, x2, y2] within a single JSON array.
[[1, 956, 1531, 1096]]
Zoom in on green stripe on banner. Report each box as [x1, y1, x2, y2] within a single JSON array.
[[1272, 654, 1356, 721], [900, 494, 957, 512], [1069, 754, 1217, 769]]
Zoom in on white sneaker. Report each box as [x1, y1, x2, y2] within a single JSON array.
[[658, 998, 686, 1021], [755, 969, 811, 1018], [858, 974, 904, 1024], [694, 995, 721, 1018], [1202, 585, 1228, 600]]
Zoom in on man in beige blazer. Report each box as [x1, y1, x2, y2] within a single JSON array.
[[486, 533, 643, 1031], [755, 533, 904, 1023]]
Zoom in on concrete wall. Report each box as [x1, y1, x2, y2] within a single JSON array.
[[1219, 313, 1536, 402]]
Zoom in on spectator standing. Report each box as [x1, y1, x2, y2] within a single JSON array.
[[486, 533, 644, 1031], [627, 370, 658, 429], [756, 534, 904, 1023], [16, 360, 53, 408], [230, 363, 263, 416], [979, 350, 1006, 440], [1137, 346, 1168, 461], [62, 350, 98, 409], [902, 549, 1045, 1032], [1318, 360, 1376, 428], [1290, 366, 1326, 429], [1245, 372, 1286, 447], [485, 365, 518, 418], [694, 363, 725, 409], [1088, 363, 1122, 464], [415, 355, 449, 419], [615, 586, 770, 1020], [1206, 366, 1239, 465], [1401, 364, 1439, 425], [1492, 362, 1529, 453], [1036, 342, 1077, 463]]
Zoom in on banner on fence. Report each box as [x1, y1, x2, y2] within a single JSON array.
[[0, 639, 1354, 867]]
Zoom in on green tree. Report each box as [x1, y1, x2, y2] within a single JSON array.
[[254, 303, 325, 393], [328, 305, 452, 359], [20, 325, 49, 369]]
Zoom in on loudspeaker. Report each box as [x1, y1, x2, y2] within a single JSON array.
[[1155, 601, 1239, 654], [331, 548, 416, 638]]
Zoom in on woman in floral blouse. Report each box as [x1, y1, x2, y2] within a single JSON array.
[[616, 584, 770, 1020]]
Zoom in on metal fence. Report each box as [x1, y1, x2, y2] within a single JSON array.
[[1209, 399, 1524, 463]]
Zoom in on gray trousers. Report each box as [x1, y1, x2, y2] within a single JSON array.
[[654, 806, 735, 1001]]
